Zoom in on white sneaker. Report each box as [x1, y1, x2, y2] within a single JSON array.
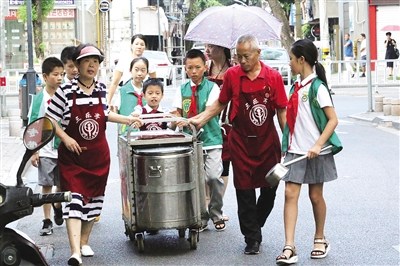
[[81, 245, 94, 257]]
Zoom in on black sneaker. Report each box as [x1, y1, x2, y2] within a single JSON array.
[[244, 241, 260, 255], [53, 204, 64, 226], [360, 73, 366, 77], [40, 219, 53, 236]]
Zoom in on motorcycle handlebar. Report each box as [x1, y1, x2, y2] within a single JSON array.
[[31, 191, 72, 207]]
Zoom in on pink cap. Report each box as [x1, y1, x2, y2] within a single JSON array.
[[76, 46, 104, 62]]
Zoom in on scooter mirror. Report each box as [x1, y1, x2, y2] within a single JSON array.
[[23, 117, 55, 152]]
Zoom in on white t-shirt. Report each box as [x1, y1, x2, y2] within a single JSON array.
[[116, 54, 156, 86], [172, 81, 220, 110], [360, 39, 367, 57], [40, 89, 58, 159], [288, 73, 333, 155]]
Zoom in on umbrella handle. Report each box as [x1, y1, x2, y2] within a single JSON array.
[[282, 145, 333, 167]]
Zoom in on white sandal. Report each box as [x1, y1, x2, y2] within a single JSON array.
[[276, 245, 298, 264], [310, 238, 330, 259]]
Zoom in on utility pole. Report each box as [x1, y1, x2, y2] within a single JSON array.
[[319, 0, 330, 59], [23, 0, 37, 127]]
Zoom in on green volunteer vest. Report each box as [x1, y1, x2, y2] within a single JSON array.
[[282, 78, 343, 155], [180, 78, 222, 147], [29, 90, 61, 149], [118, 80, 147, 116]]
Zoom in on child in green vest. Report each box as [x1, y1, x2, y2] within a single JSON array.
[[118, 57, 149, 134], [276, 39, 342, 264], [28, 57, 65, 236], [172, 49, 225, 232]]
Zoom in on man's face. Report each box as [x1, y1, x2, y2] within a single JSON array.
[[235, 41, 260, 73]]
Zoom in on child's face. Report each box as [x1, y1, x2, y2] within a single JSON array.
[[131, 60, 148, 84], [64, 59, 78, 80], [289, 51, 302, 76], [185, 57, 207, 85], [44, 66, 64, 90], [144, 85, 163, 109]]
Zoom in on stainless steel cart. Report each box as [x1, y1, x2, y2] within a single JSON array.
[[118, 115, 206, 252]]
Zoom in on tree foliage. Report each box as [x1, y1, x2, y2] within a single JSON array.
[[17, 0, 55, 59]]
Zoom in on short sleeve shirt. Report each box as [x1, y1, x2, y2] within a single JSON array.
[[219, 61, 287, 122], [116, 54, 156, 85]]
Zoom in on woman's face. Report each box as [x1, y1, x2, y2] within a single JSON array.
[[130, 60, 148, 84], [131, 38, 146, 57], [205, 44, 223, 60], [77, 56, 100, 79]]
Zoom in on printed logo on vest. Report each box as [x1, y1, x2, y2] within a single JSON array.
[[249, 104, 268, 126]]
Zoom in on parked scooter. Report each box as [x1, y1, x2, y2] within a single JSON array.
[[0, 117, 71, 266]]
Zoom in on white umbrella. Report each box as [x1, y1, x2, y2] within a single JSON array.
[[184, 4, 282, 49]]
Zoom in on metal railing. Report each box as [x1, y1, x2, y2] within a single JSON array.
[[325, 58, 400, 89]]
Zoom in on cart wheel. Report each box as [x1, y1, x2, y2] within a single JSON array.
[[189, 231, 198, 250], [135, 233, 145, 253], [178, 229, 186, 238], [125, 224, 136, 242]]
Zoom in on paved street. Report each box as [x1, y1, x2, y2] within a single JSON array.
[[1, 85, 399, 265]]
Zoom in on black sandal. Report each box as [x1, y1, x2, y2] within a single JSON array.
[[213, 219, 226, 231]]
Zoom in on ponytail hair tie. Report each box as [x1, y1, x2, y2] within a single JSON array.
[[315, 61, 318, 64]]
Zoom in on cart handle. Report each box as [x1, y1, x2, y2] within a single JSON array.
[[131, 115, 200, 141]]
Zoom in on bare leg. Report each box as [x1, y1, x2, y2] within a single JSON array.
[[309, 183, 327, 252], [42, 186, 52, 220], [66, 218, 82, 256], [80, 220, 95, 246], [281, 182, 301, 258], [221, 175, 228, 196]]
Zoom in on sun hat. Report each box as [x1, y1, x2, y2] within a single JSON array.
[[76, 46, 104, 62]]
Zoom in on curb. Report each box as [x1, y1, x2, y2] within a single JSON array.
[[349, 113, 400, 130]]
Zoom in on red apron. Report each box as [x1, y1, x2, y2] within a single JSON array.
[[229, 78, 281, 189], [58, 91, 110, 201]]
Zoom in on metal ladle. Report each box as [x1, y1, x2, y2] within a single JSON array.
[[265, 145, 333, 187]]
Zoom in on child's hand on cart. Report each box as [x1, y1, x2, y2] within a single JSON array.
[[128, 113, 144, 129]]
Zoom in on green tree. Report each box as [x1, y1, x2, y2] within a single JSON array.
[[17, 0, 55, 59]]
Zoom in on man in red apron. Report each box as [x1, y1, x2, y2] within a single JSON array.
[[189, 34, 287, 255]]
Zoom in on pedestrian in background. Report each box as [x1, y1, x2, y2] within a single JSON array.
[[172, 49, 226, 232], [276, 39, 342, 265], [359, 33, 367, 77], [46, 44, 142, 266], [108, 34, 157, 111], [384, 31, 398, 78], [189, 34, 287, 255], [28, 57, 64, 236], [343, 33, 355, 78]]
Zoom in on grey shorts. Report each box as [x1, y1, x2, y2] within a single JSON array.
[[38, 157, 60, 187], [281, 152, 338, 184], [361, 55, 367, 67]]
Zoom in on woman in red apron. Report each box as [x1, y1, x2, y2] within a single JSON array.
[[46, 44, 141, 266]]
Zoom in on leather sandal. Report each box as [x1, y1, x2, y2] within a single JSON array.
[[276, 245, 298, 264], [310, 238, 330, 259], [213, 219, 226, 231]]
